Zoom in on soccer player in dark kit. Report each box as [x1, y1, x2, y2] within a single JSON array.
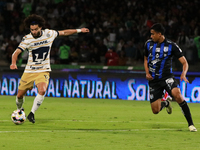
[[144, 23, 197, 132]]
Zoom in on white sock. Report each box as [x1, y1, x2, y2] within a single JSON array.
[[16, 96, 25, 110], [31, 94, 44, 114]]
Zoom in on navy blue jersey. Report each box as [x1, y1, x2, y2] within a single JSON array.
[[144, 38, 183, 80]]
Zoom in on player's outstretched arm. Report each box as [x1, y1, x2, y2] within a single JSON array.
[[58, 28, 89, 36], [10, 48, 22, 70]]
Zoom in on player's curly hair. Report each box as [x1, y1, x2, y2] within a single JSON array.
[[24, 14, 45, 28]]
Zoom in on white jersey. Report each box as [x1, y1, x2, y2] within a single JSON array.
[[18, 29, 59, 73]]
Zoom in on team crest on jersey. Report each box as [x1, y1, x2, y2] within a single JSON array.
[[164, 47, 168, 52], [46, 33, 50, 38], [22, 36, 27, 42]]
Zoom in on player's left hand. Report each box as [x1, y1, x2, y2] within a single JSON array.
[[180, 74, 189, 83], [81, 28, 90, 33]]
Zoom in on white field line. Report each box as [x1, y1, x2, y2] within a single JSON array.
[[2, 120, 200, 124]]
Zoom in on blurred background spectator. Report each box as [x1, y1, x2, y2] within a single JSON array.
[[0, 0, 199, 71], [118, 50, 127, 66], [58, 43, 70, 64], [89, 47, 101, 64], [105, 47, 119, 66]]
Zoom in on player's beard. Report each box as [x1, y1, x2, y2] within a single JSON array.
[[31, 31, 41, 38]]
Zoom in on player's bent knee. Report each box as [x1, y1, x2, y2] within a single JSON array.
[[17, 90, 27, 99], [152, 110, 159, 114], [152, 108, 160, 114], [174, 95, 181, 100], [173, 94, 183, 103], [17, 95, 24, 99], [38, 90, 46, 95]]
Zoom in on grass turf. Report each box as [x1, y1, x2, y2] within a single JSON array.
[[0, 95, 199, 150]]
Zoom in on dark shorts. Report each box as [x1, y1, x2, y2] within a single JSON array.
[[149, 77, 179, 103]]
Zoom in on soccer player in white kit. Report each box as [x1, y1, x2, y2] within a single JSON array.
[[10, 14, 89, 123]]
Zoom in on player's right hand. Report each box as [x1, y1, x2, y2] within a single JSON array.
[[10, 64, 18, 70], [146, 73, 153, 81], [81, 28, 90, 33]]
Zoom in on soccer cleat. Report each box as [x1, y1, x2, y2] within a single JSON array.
[[189, 125, 197, 132], [166, 97, 172, 114], [27, 112, 35, 123]]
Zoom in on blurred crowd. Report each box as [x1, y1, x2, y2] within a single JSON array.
[[0, 0, 200, 68]]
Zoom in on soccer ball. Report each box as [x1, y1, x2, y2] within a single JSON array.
[[11, 110, 26, 125]]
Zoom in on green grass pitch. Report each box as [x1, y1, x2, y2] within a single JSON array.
[[0, 95, 199, 150]]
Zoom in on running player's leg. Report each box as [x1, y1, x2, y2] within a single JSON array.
[[28, 72, 49, 123], [165, 77, 197, 131], [151, 98, 171, 114], [16, 73, 34, 110], [171, 87, 197, 131], [151, 98, 162, 114], [31, 82, 47, 114], [160, 91, 172, 114], [27, 82, 47, 123], [16, 90, 27, 110]]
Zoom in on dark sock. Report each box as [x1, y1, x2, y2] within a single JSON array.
[[179, 100, 194, 126], [160, 101, 169, 111]]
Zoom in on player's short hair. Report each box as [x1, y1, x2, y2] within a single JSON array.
[[24, 14, 45, 28], [150, 23, 165, 35]]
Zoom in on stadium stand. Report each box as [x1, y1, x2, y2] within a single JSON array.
[[0, 0, 200, 71]]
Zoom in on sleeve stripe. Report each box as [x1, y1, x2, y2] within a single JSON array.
[[56, 30, 59, 37], [17, 47, 24, 51]]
